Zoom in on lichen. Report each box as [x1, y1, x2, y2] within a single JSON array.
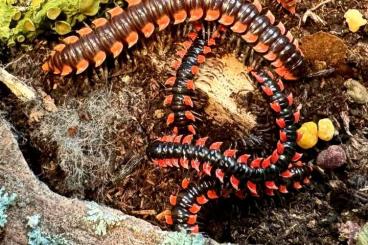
[[84, 202, 127, 236], [344, 79, 368, 104], [26, 214, 72, 245], [161, 231, 207, 245], [357, 223, 368, 245], [0, 0, 103, 46], [0, 187, 17, 229]]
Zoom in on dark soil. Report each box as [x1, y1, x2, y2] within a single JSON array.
[[1, 0, 367, 244]]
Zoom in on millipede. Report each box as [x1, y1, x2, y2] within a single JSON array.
[[147, 69, 311, 232], [164, 23, 226, 135], [42, 0, 306, 80], [40, 0, 313, 237]]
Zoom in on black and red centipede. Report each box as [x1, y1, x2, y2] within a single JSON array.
[[40, 0, 311, 236], [42, 0, 305, 81], [147, 68, 310, 232]]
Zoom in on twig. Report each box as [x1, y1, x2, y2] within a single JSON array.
[[301, 0, 333, 26], [0, 67, 37, 102]]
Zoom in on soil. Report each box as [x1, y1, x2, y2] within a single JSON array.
[[0, 0, 367, 244]]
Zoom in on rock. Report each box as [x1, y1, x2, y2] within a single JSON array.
[[297, 122, 318, 149], [318, 118, 335, 141], [317, 145, 347, 169], [0, 119, 218, 245], [344, 79, 368, 104], [300, 32, 348, 67]]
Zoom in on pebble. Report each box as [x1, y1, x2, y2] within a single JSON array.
[[317, 145, 347, 169]]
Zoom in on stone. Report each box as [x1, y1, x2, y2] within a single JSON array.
[[317, 145, 347, 169]]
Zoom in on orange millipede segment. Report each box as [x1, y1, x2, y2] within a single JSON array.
[[76, 27, 93, 37], [107, 6, 124, 18], [92, 18, 108, 28], [76, 59, 89, 74], [63, 35, 79, 44], [110, 41, 124, 58]]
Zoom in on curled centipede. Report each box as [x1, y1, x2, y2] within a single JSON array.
[[42, 0, 306, 80], [147, 68, 310, 232]]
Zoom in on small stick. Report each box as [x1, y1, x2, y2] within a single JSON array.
[[0, 67, 37, 102]]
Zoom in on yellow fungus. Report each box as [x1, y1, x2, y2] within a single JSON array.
[[318, 118, 335, 141], [344, 9, 367, 33], [297, 122, 318, 149]]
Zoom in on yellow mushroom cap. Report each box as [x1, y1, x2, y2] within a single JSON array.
[[297, 122, 318, 150], [344, 9, 367, 33], [318, 118, 335, 141]]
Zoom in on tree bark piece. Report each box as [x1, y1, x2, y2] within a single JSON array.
[[0, 67, 37, 102]]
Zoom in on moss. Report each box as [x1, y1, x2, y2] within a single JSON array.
[[26, 214, 71, 245], [0, 0, 103, 45], [84, 202, 127, 236], [0, 187, 17, 229]]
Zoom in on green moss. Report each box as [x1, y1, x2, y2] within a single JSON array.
[[0, 0, 103, 45], [0, 187, 17, 229]]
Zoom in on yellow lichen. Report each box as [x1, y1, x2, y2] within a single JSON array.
[[54, 20, 71, 35], [23, 18, 36, 32], [297, 122, 318, 149], [318, 118, 335, 141], [344, 9, 367, 32], [47, 7, 61, 20], [0, 0, 104, 45]]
